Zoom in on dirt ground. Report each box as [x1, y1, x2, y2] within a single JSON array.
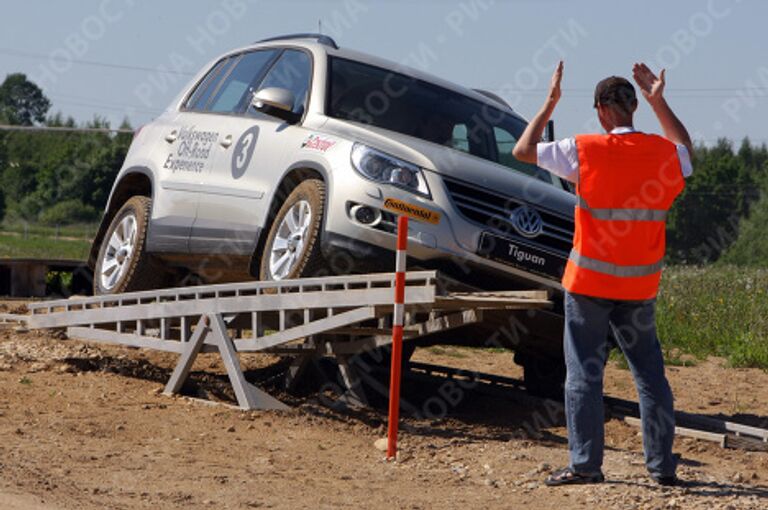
[[1, 305, 768, 509]]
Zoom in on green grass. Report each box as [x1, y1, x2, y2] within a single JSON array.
[[427, 346, 470, 358], [655, 265, 768, 370], [0, 233, 90, 260], [1, 220, 98, 240]]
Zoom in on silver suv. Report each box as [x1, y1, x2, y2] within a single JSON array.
[[90, 34, 575, 384]]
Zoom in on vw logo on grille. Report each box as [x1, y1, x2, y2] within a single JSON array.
[[511, 205, 543, 238]]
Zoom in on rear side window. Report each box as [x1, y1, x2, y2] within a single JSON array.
[[185, 58, 232, 111], [255, 49, 312, 113], [204, 50, 277, 113]]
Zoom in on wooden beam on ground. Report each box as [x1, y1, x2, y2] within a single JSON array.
[[623, 416, 726, 447]]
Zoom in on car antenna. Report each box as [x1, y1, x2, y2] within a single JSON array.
[[318, 19, 322, 34]]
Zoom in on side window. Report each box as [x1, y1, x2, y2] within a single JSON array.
[[208, 50, 277, 113], [451, 124, 470, 153], [255, 50, 312, 112], [185, 58, 232, 111], [493, 126, 553, 183], [494, 126, 518, 169], [453, 119, 492, 159]]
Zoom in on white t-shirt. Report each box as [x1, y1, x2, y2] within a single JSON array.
[[536, 127, 693, 183]]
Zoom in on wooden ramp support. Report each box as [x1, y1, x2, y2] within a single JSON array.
[[20, 271, 552, 410], [164, 314, 288, 411]]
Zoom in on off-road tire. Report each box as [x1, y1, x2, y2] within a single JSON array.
[[93, 196, 167, 295], [259, 179, 326, 281]]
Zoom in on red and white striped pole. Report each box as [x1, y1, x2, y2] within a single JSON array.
[[386, 215, 408, 460]]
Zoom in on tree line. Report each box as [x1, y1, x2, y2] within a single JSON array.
[[0, 73, 131, 228], [0, 73, 766, 265]]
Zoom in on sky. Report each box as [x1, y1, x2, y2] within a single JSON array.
[[1, 0, 766, 146]]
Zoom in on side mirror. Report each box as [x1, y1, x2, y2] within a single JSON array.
[[251, 87, 300, 123]]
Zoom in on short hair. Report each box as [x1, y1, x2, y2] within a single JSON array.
[[594, 76, 637, 114]]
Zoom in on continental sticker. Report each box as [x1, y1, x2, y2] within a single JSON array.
[[383, 198, 441, 225]]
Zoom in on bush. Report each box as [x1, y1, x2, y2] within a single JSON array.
[[13, 194, 45, 222], [38, 199, 98, 226], [720, 192, 768, 266]]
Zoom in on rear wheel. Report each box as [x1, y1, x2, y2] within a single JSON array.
[[259, 179, 326, 281], [93, 196, 168, 294]]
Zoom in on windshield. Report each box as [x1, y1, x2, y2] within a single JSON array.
[[327, 57, 555, 185]]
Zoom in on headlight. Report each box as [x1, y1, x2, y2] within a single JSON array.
[[351, 143, 430, 197]]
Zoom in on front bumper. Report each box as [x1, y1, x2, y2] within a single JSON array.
[[323, 165, 571, 293]]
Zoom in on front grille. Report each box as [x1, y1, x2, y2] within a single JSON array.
[[444, 177, 574, 254]]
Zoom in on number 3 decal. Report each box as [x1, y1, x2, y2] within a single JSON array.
[[231, 126, 260, 179]]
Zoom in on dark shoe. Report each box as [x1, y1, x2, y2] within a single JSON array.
[[651, 474, 678, 486], [545, 467, 605, 486]]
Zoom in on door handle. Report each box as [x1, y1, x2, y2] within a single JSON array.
[[165, 130, 178, 143], [220, 135, 233, 148]]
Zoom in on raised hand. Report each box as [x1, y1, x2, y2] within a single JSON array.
[[633, 63, 693, 156], [511, 61, 564, 164], [632, 63, 665, 106], [548, 60, 564, 104]]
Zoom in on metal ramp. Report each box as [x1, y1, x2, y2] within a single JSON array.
[[23, 271, 551, 410]]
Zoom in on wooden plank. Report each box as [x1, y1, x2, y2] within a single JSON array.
[[623, 416, 726, 447], [234, 306, 379, 352], [29, 270, 438, 311], [316, 309, 485, 356], [330, 327, 419, 337], [411, 309, 483, 336], [446, 290, 549, 300], [676, 411, 768, 442], [27, 286, 436, 329], [0, 313, 28, 324], [725, 435, 768, 452], [67, 326, 184, 353], [432, 295, 552, 310]]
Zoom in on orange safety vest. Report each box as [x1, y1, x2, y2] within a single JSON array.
[[561, 132, 685, 300]]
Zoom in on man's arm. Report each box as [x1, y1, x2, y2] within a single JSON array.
[[512, 61, 563, 164], [632, 63, 694, 158]]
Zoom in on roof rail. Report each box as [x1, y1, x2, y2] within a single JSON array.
[[472, 88, 512, 110], [256, 33, 339, 49]]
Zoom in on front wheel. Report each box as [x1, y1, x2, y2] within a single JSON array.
[[93, 196, 167, 294], [259, 179, 326, 281]]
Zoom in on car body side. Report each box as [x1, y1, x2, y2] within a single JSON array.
[[91, 40, 576, 294]]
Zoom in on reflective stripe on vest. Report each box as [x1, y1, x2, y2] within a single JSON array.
[[576, 196, 668, 221], [569, 249, 663, 278]]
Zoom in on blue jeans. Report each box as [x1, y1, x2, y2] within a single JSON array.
[[564, 291, 676, 477]]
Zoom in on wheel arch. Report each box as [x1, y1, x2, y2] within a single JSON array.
[[88, 168, 154, 269], [248, 161, 329, 276]]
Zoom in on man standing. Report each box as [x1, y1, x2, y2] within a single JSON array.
[[512, 62, 693, 486]]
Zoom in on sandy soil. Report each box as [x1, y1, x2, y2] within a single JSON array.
[[1, 314, 767, 509]]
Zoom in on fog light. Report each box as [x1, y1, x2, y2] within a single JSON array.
[[350, 204, 381, 226]]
